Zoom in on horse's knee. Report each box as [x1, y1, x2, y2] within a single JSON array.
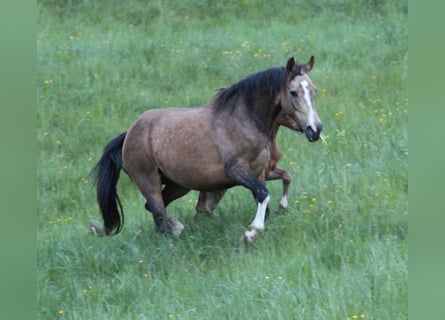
[[282, 170, 292, 185], [254, 186, 269, 203]]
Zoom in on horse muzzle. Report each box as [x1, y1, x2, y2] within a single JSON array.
[[305, 123, 323, 142]]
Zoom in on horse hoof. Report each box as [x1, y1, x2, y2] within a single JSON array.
[[242, 225, 259, 244], [167, 217, 184, 237], [89, 221, 105, 236], [279, 197, 288, 209], [194, 209, 212, 220]]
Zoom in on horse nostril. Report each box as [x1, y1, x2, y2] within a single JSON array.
[[305, 126, 320, 142]]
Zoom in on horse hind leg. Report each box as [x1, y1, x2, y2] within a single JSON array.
[[162, 179, 191, 208], [132, 171, 185, 236], [195, 189, 227, 216], [144, 201, 185, 236], [158, 180, 191, 235]]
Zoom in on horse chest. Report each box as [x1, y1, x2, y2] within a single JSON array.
[[249, 147, 270, 176]]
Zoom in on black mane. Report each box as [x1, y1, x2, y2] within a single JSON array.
[[213, 67, 286, 112]]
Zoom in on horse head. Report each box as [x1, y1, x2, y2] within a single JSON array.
[[280, 56, 323, 142]]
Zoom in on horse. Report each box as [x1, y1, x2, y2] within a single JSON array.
[[92, 56, 323, 244], [195, 110, 299, 215]]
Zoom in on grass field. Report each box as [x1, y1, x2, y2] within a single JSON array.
[[37, 0, 408, 319]]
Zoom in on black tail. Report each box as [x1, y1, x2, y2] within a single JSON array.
[[92, 132, 127, 235]]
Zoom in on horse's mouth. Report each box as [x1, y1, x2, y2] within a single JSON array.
[[304, 125, 323, 142], [306, 134, 320, 142]]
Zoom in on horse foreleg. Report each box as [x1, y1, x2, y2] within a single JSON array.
[[224, 164, 270, 244], [266, 167, 292, 208], [243, 195, 270, 244]]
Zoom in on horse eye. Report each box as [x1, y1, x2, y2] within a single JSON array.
[[290, 90, 298, 97]]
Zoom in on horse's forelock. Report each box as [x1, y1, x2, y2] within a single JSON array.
[[289, 62, 312, 79]]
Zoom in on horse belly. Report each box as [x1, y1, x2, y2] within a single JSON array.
[[152, 121, 231, 190], [162, 160, 231, 191]]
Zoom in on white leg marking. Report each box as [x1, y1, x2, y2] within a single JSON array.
[[280, 195, 288, 208], [301, 80, 316, 131], [251, 195, 270, 230], [244, 195, 270, 243]]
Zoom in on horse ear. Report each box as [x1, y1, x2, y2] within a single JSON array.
[[286, 57, 296, 75], [302, 55, 315, 74]]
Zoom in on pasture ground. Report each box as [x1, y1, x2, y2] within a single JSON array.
[[37, 0, 407, 319]]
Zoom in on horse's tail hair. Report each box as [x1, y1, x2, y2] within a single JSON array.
[[92, 132, 127, 235]]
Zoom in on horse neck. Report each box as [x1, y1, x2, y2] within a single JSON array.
[[250, 94, 282, 136]]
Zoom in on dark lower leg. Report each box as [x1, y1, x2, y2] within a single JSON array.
[[145, 202, 170, 233]]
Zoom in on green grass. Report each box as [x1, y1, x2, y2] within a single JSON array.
[[37, 0, 407, 319]]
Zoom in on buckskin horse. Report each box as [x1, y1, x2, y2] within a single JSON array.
[[92, 56, 323, 244]]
